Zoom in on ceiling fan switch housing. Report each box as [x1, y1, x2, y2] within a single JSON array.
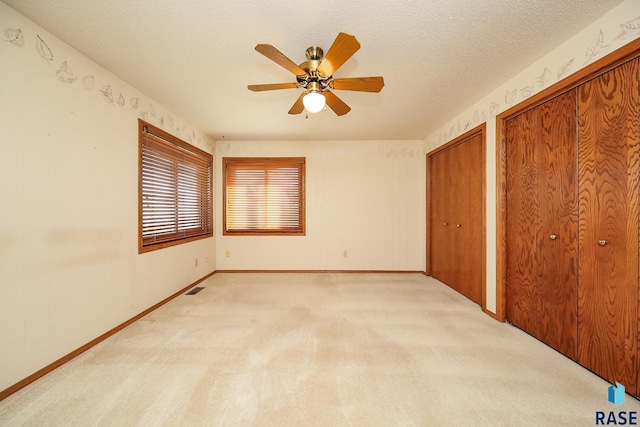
[[305, 46, 323, 60]]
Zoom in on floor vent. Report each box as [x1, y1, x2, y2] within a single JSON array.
[[185, 287, 205, 295]]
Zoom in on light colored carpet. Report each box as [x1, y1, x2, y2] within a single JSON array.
[[0, 273, 638, 426]]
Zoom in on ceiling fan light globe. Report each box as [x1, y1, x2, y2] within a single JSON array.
[[302, 91, 326, 113]]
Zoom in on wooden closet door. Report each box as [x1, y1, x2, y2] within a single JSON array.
[[506, 90, 579, 359], [577, 59, 640, 394], [430, 148, 455, 286], [430, 135, 484, 305], [451, 135, 483, 304]]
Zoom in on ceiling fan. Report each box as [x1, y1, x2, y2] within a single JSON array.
[[247, 32, 384, 116]]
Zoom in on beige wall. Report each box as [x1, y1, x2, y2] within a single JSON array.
[[425, 0, 640, 314], [0, 3, 215, 392], [215, 140, 426, 271]]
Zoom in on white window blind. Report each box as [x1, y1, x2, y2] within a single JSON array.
[[139, 120, 212, 252], [224, 157, 305, 235]]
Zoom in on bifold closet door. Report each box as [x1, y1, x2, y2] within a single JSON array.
[[577, 58, 639, 395], [430, 147, 456, 287], [505, 90, 579, 359], [430, 135, 483, 304], [452, 134, 483, 304]]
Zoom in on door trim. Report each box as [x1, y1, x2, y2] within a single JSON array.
[[495, 38, 640, 322]]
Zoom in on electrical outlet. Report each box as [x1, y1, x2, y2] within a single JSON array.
[[225, 250, 230, 258], [343, 251, 348, 258], [194, 258, 198, 267]]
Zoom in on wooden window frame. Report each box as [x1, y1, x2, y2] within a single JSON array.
[[223, 157, 306, 236], [138, 119, 213, 253]]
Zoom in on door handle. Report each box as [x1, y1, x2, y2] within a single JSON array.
[[598, 239, 608, 246], [549, 234, 558, 240], [443, 222, 448, 226], [456, 224, 462, 228]]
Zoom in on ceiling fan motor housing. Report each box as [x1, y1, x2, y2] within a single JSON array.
[[298, 48, 331, 90]]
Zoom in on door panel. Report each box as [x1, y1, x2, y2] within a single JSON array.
[[430, 149, 454, 285], [452, 135, 484, 303], [537, 91, 579, 360], [506, 90, 579, 359], [577, 59, 639, 394], [506, 108, 544, 338]]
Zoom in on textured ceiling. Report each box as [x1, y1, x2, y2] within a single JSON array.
[[1, 0, 624, 141]]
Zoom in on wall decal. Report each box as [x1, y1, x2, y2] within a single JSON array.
[[585, 30, 606, 63], [100, 85, 114, 104], [535, 68, 551, 89], [4, 27, 24, 47], [614, 17, 640, 42], [520, 68, 551, 99], [35, 34, 53, 64], [82, 75, 94, 90], [159, 114, 176, 128], [489, 102, 500, 117], [56, 61, 77, 84], [520, 86, 533, 98], [557, 58, 575, 79], [375, 147, 420, 158], [505, 88, 517, 106], [117, 92, 125, 108], [141, 106, 153, 119], [130, 97, 139, 109]]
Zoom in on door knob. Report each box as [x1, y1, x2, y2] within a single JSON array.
[[443, 222, 448, 226], [456, 224, 462, 228], [549, 234, 558, 240], [598, 239, 608, 246]]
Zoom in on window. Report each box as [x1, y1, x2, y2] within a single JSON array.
[[223, 157, 305, 235], [138, 119, 213, 253]]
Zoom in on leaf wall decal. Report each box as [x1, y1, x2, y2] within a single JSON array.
[[535, 67, 551, 89], [557, 58, 575, 79], [35, 34, 53, 63], [82, 75, 95, 90], [620, 17, 640, 32], [4, 28, 24, 47], [585, 29, 605, 62], [489, 102, 500, 116], [56, 61, 77, 84], [100, 85, 114, 104], [505, 89, 517, 105], [614, 17, 640, 41]]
